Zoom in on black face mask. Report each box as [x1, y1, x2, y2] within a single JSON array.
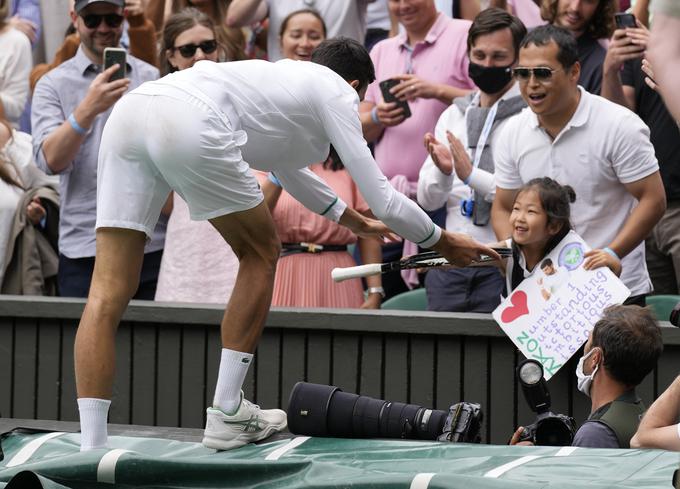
[[468, 62, 514, 95]]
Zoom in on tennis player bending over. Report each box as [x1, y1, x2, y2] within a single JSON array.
[[77, 37, 499, 451]]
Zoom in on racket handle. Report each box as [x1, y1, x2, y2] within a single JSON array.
[[332, 263, 383, 282]]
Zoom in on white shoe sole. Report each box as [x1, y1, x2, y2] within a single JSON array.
[[202, 420, 287, 451]]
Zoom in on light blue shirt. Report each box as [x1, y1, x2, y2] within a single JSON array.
[[32, 46, 166, 258]]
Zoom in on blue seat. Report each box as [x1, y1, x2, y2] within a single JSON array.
[[380, 288, 427, 311]]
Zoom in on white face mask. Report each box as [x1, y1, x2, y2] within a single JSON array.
[[575, 347, 599, 397]]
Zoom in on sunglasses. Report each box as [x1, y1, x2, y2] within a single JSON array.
[[173, 40, 218, 58], [81, 13, 124, 29], [512, 67, 558, 81]]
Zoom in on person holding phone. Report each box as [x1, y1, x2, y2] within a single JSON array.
[[359, 0, 475, 297], [601, 17, 680, 296], [31, 0, 164, 302]]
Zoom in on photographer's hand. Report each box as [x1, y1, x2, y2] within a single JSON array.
[[509, 427, 535, 446]]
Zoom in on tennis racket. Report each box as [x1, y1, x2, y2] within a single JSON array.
[[331, 248, 512, 283]]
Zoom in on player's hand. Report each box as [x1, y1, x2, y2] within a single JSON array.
[[80, 64, 130, 119], [509, 427, 535, 446], [431, 231, 501, 267], [9, 15, 38, 43], [339, 208, 398, 242], [390, 74, 439, 101], [446, 131, 473, 182], [374, 101, 406, 127], [26, 197, 46, 225], [423, 133, 453, 175], [583, 249, 622, 276]]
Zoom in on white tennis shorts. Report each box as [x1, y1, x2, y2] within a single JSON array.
[[96, 83, 263, 239]]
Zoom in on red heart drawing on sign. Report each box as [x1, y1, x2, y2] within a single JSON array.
[[501, 290, 529, 323]]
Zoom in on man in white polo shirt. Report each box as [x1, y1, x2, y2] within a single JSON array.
[[75, 38, 498, 452], [491, 24, 666, 304]]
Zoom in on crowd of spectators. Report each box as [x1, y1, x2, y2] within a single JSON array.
[[0, 0, 678, 311], [0, 0, 679, 455]]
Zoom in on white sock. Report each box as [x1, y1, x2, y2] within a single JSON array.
[[78, 398, 111, 451], [213, 348, 253, 413]]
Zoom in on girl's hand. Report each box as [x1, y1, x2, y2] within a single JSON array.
[[583, 249, 622, 276]]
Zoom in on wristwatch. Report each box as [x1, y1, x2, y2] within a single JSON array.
[[367, 287, 386, 298]]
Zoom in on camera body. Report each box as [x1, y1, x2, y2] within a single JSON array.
[[517, 412, 576, 446], [438, 401, 483, 443]]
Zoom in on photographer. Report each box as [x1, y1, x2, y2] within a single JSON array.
[[630, 375, 680, 451], [511, 305, 663, 448]]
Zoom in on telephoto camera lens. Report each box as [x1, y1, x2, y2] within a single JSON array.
[[287, 382, 449, 440]]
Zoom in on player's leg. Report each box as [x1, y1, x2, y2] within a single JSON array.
[[76, 91, 171, 450], [201, 201, 286, 450], [74, 228, 146, 450]]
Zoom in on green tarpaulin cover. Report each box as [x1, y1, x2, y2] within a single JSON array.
[[1, 429, 678, 488]]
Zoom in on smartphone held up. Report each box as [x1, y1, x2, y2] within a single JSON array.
[[103, 47, 127, 81], [614, 12, 636, 29], [379, 78, 412, 119]]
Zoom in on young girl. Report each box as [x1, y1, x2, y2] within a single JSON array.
[[500, 177, 622, 294]]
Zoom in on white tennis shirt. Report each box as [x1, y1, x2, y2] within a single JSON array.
[[143, 59, 441, 247], [495, 87, 659, 296]]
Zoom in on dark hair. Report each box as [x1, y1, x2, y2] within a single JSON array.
[[540, 258, 553, 269], [311, 37, 376, 91], [467, 7, 527, 58], [160, 7, 216, 75], [520, 24, 579, 69], [280, 8, 327, 38], [592, 305, 663, 386], [540, 0, 616, 40]]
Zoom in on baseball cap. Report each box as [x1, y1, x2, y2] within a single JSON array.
[[74, 0, 125, 14]]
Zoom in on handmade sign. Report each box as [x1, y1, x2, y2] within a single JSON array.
[[492, 231, 630, 380]]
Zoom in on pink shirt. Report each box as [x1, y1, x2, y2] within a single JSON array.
[[365, 13, 474, 183]]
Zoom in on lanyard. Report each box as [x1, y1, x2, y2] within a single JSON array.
[[464, 92, 500, 171]]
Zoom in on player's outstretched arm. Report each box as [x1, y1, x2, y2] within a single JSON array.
[[430, 230, 501, 268], [338, 207, 396, 242]]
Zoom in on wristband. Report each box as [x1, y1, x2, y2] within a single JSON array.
[[67, 113, 88, 135], [268, 172, 281, 187], [370, 106, 381, 125], [603, 247, 620, 260], [367, 286, 385, 298]]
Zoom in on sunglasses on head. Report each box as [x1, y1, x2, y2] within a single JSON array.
[[81, 13, 124, 29], [512, 67, 557, 81], [173, 40, 218, 58]]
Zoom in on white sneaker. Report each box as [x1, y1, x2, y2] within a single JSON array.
[[202, 393, 287, 450]]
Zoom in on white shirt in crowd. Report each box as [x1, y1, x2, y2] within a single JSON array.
[[0, 25, 31, 127], [418, 83, 522, 244], [0, 131, 58, 285], [142, 59, 441, 248], [495, 87, 659, 296], [265, 0, 372, 62]]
